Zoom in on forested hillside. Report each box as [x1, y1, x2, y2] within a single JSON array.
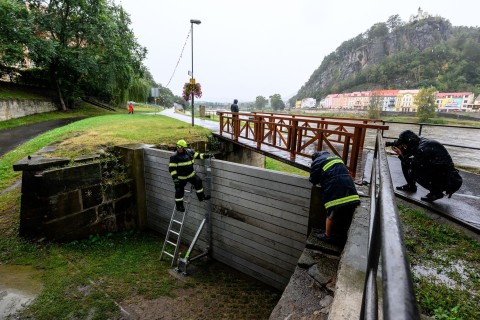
[[290, 12, 480, 105]]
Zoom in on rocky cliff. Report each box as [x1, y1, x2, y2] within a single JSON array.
[[293, 16, 455, 102]]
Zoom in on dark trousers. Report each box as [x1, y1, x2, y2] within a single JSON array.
[[401, 161, 447, 194], [327, 203, 357, 237], [175, 175, 206, 203]]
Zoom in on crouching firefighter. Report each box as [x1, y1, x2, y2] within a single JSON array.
[[169, 139, 212, 212], [309, 151, 360, 243]]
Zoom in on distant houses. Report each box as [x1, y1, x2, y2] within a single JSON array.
[[297, 89, 478, 112]]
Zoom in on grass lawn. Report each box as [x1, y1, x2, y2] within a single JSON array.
[[400, 204, 480, 319]]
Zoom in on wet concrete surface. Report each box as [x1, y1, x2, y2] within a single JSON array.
[[0, 117, 87, 157], [363, 151, 480, 232], [0, 265, 43, 318]]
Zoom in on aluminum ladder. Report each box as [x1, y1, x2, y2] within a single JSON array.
[[175, 156, 213, 275], [160, 187, 192, 267]]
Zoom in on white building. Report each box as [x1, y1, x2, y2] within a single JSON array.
[[301, 98, 317, 109]]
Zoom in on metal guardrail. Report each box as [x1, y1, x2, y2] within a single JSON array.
[[217, 111, 388, 178], [360, 131, 420, 320]]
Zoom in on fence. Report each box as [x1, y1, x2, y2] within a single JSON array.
[[217, 111, 388, 178]]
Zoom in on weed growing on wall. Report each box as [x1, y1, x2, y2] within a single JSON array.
[[99, 149, 130, 194]]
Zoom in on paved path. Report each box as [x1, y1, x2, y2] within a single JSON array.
[[0, 117, 86, 157]]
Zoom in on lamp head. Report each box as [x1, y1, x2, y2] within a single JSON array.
[[190, 19, 201, 25]]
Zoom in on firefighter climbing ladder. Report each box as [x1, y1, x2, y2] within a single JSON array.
[[159, 187, 192, 267], [160, 157, 213, 274]]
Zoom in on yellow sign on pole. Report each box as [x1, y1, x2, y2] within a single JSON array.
[[190, 78, 196, 84]]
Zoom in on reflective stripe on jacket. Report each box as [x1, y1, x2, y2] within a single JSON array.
[[169, 148, 207, 180], [309, 153, 360, 209]]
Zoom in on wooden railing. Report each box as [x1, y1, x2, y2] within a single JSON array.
[[218, 111, 389, 177]]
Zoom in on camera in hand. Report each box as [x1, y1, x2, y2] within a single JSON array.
[[385, 139, 399, 147]]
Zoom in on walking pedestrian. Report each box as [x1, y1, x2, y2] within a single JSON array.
[[168, 139, 212, 212], [128, 102, 134, 114]]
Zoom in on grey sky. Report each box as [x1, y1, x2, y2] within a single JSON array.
[[117, 0, 479, 103]]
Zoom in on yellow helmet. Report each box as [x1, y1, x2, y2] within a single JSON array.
[[176, 139, 187, 148]]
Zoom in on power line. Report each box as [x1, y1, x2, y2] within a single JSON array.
[[165, 29, 191, 88]]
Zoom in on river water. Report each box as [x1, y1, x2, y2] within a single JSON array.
[[365, 123, 480, 169]]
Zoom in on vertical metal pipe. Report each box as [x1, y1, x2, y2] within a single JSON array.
[[191, 22, 195, 126]]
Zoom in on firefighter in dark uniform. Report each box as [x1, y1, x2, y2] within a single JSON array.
[[309, 151, 360, 242], [391, 130, 462, 202], [169, 139, 211, 212]]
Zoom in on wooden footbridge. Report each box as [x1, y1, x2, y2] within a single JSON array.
[[215, 111, 389, 178]]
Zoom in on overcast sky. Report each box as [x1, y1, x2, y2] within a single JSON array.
[[116, 0, 479, 103]]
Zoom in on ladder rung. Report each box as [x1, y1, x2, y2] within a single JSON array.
[[166, 240, 177, 246], [170, 230, 179, 236], [173, 219, 182, 224], [162, 251, 174, 258]]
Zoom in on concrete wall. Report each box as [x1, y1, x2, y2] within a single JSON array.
[[0, 99, 57, 121], [144, 147, 312, 290]]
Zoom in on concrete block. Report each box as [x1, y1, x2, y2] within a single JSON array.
[[40, 162, 102, 195], [47, 190, 81, 220]]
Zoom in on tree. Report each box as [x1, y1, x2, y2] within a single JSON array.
[[156, 85, 174, 107], [0, 0, 36, 76], [368, 92, 382, 119], [416, 87, 437, 122], [269, 94, 285, 111], [367, 23, 389, 39], [254, 96, 267, 110], [386, 14, 403, 31], [25, 0, 146, 109]]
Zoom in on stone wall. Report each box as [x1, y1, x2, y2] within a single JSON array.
[[13, 148, 140, 242], [0, 99, 57, 121]]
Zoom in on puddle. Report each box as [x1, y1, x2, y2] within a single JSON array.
[[0, 265, 43, 318], [412, 260, 469, 290]]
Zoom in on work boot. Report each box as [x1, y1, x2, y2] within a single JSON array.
[[420, 192, 444, 202], [314, 232, 333, 243], [396, 184, 417, 192], [198, 194, 211, 202], [175, 202, 185, 212]]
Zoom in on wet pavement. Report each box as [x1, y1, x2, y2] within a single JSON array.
[[0, 117, 86, 157], [363, 151, 480, 233]]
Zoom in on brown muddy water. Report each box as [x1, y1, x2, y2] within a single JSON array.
[[0, 265, 43, 318]]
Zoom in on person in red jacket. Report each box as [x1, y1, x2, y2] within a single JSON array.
[[128, 102, 134, 114]]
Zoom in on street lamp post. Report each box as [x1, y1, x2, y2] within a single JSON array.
[[190, 19, 201, 126]]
